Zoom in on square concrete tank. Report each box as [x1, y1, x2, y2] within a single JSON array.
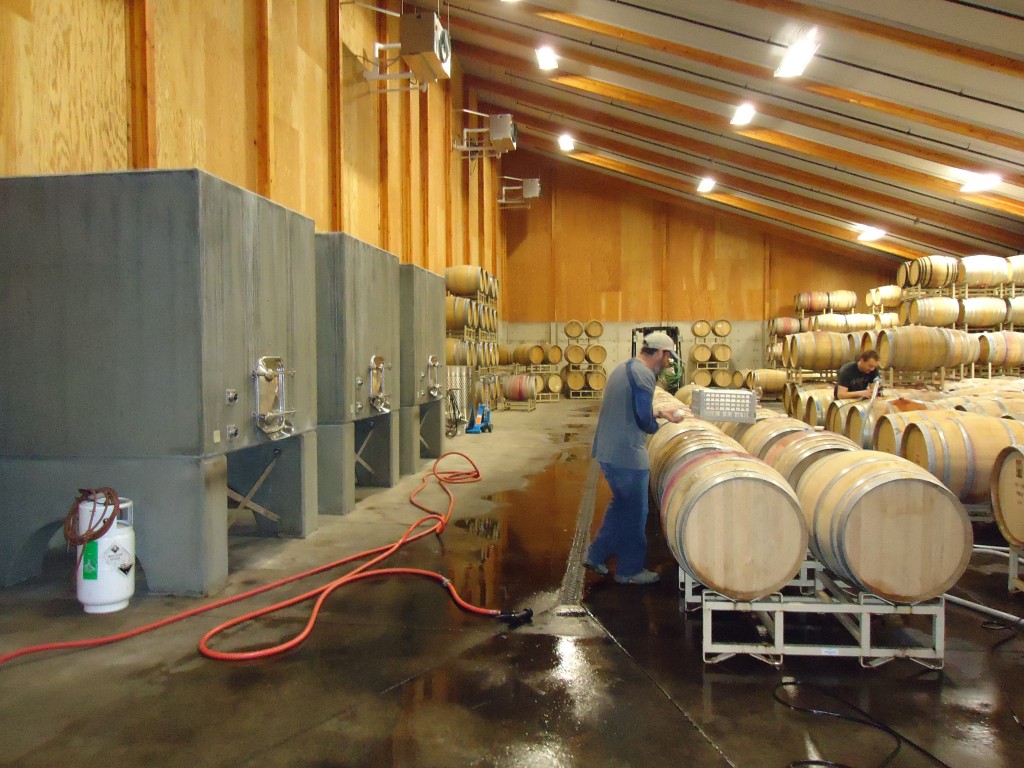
[[398, 264, 445, 473], [0, 170, 318, 595], [316, 234, 400, 507]]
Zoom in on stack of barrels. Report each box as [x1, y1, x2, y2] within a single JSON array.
[[649, 387, 972, 603], [689, 318, 733, 387], [444, 265, 500, 373], [561, 319, 607, 397]]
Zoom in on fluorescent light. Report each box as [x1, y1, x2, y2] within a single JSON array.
[[731, 103, 756, 126], [697, 177, 716, 193], [775, 28, 820, 78], [960, 172, 1001, 193], [536, 46, 559, 71], [558, 133, 575, 152], [856, 225, 886, 242]]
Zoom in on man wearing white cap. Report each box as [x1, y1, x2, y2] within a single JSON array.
[[585, 331, 685, 585]]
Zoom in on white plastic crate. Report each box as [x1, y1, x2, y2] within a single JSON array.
[[691, 387, 756, 423]]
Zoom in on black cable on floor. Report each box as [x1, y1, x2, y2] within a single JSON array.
[[773, 681, 955, 768]]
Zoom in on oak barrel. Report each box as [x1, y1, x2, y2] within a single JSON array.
[[797, 451, 971, 602], [991, 445, 1024, 547], [691, 320, 712, 338], [564, 320, 584, 339], [658, 451, 808, 600]]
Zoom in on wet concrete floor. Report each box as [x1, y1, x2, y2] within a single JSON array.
[[1, 399, 1023, 767]]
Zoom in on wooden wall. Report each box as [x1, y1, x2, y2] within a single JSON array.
[[0, 0, 129, 173], [0, 0, 502, 283], [501, 152, 894, 322]]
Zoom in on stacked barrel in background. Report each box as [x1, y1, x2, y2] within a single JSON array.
[[445, 265, 500, 410], [559, 319, 607, 398], [689, 318, 733, 387], [648, 388, 972, 603]]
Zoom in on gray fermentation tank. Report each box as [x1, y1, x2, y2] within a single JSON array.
[[0, 170, 318, 596], [398, 264, 445, 475], [315, 234, 401, 515]]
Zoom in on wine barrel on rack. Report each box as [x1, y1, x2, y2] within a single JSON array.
[[585, 345, 607, 364], [901, 413, 1024, 502], [762, 429, 859, 488], [712, 318, 731, 337], [584, 319, 604, 338], [564, 320, 584, 339], [991, 445, 1024, 547], [958, 297, 1008, 328], [827, 290, 857, 312], [797, 451, 971, 602], [769, 317, 800, 336], [656, 450, 808, 600], [692, 319, 712, 338], [445, 265, 484, 296], [908, 255, 959, 288], [907, 297, 959, 327], [957, 255, 1010, 287]]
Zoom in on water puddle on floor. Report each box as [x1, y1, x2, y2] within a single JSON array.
[[443, 447, 610, 613]]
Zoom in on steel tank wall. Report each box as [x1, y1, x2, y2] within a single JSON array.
[[0, 170, 317, 457], [399, 264, 446, 407], [315, 233, 401, 422]]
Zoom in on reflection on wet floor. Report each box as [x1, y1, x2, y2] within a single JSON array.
[[3, 400, 1024, 767]]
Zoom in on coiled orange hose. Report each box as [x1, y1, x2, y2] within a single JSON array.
[[1, 452, 528, 668]]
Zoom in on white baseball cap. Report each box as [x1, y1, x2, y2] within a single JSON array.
[[643, 331, 679, 360]]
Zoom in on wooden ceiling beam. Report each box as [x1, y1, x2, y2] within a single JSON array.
[[728, 0, 1024, 78], [451, 22, 1024, 187], [507, 109, 985, 257], [500, 3, 1024, 154], [517, 137, 902, 267], [464, 74, 1024, 249]]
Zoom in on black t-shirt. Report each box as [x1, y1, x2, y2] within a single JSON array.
[[835, 361, 880, 398]]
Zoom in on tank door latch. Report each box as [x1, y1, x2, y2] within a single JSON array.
[[253, 356, 296, 439], [426, 354, 441, 398], [369, 355, 391, 413]]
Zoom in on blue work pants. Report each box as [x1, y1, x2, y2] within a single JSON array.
[[587, 463, 650, 578]]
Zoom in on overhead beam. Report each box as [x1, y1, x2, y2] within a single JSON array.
[[728, 0, 1024, 79], [504, 108, 984, 257], [465, 75, 1024, 250], [496, 2, 1024, 154], [451, 23, 1024, 188], [456, 43, 1024, 220], [518, 138, 899, 269]]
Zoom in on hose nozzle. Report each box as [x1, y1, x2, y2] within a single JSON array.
[[497, 608, 533, 628]]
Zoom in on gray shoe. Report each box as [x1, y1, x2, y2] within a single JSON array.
[[614, 569, 660, 585], [584, 559, 609, 576]]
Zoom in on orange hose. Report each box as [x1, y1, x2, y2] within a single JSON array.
[[0, 452, 507, 668]]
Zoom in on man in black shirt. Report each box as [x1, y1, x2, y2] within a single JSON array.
[[835, 349, 882, 399]]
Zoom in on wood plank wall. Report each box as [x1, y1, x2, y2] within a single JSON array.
[[1, 1, 884, 317], [501, 152, 894, 322], [0, 0, 501, 284]]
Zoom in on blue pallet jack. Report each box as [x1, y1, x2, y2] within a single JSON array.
[[465, 402, 493, 434]]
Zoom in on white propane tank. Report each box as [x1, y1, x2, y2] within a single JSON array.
[[76, 496, 136, 614]]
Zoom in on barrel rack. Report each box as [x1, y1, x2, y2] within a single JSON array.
[[1009, 545, 1024, 593], [681, 559, 946, 669]]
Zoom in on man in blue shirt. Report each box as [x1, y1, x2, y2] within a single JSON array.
[[586, 331, 686, 585]]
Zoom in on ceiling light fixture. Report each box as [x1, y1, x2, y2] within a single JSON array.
[[959, 172, 1001, 193], [536, 46, 559, 71], [558, 133, 575, 152], [731, 103, 756, 126], [855, 225, 886, 242], [775, 28, 820, 78], [697, 177, 716, 193]]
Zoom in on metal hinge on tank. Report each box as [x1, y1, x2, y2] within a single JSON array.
[[426, 354, 441, 398], [252, 356, 296, 439]]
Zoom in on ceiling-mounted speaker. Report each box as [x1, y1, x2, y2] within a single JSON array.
[[488, 114, 517, 154], [400, 12, 452, 83]]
